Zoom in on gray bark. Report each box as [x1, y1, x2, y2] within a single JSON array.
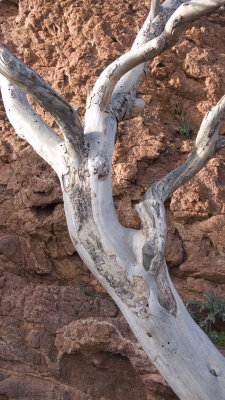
[[1, 1, 225, 399]]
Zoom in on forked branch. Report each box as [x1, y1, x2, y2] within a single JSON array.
[[135, 94, 225, 314], [112, 0, 189, 118], [90, 0, 225, 108], [1, 2, 225, 399]]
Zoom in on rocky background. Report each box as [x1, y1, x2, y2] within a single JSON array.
[[0, 0, 225, 399]]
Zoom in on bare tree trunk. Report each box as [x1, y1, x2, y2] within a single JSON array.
[[1, 1, 225, 399]]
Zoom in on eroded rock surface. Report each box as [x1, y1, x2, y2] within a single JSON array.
[[0, 0, 225, 399]]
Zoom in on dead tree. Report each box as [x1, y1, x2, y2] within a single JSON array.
[[1, 1, 225, 399]]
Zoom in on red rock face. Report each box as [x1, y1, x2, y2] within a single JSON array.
[[0, 1, 225, 399]]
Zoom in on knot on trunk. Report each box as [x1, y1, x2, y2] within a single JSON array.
[[90, 154, 109, 179]]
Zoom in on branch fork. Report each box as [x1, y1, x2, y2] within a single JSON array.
[[1, 1, 225, 399]]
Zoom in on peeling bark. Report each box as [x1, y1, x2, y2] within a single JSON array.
[[1, 1, 225, 399]]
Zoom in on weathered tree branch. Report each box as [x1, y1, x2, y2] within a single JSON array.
[[0, 76, 63, 173], [112, 0, 189, 121], [84, 1, 225, 307], [158, 94, 225, 200], [150, 0, 161, 21], [90, 0, 225, 108], [0, 43, 83, 164], [1, 1, 225, 400], [135, 95, 225, 314], [165, 0, 225, 40], [88, 33, 166, 107]]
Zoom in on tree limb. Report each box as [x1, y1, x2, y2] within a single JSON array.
[[88, 32, 167, 107], [85, 1, 225, 277], [1, 3, 225, 399], [90, 0, 225, 108], [151, 94, 225, 201], [0, 43, 83, 161], [135, 94, 225, 314], [150, 0, 161, 22], [165, 0, 225, 40], [0, 76, 63, 174], [112, 0, 189, 119]]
